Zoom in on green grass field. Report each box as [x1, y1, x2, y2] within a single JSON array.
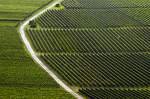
[[0, 0, 74, 98], [0, 0, 51, 20]]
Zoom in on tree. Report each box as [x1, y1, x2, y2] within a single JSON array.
[[29, 20, 36, 28], [55, 3, 61, 7]]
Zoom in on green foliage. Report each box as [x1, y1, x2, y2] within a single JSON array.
[[29, 20, 37, 28], [55, 4, 61, 7]]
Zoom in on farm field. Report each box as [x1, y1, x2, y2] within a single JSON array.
[[26, 0, 150, 98], [0, 0, 52, 20], [0, 0, 74, 98], [62, 0, 150, 8]]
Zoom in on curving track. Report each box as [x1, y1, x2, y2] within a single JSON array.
[[19, 0, 83, 99]]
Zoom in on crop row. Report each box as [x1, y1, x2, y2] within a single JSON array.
[[62, 0, 150, 9], [120, 8, 150, 24], [35, 9, 143, 28], [26, 27, 150, 53], [79, 87, 150, 98], [39, 53, 150, 87]]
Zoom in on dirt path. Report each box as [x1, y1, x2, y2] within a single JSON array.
[[19, 0, 83, 98]]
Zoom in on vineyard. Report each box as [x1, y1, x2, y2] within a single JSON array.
[[62, 0, 150, 8], [35, 9, 144, 28], [25, 0, 150, 98], [79, 87, 150, 98], [26, 27, 150, 53], [39, 53, 150, 88]]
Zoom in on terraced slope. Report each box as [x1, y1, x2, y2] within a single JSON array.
[[0, 0, 74, 98], [26, 0, 150, 98]]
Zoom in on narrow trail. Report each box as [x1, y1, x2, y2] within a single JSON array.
[[19, 0, 83, 99]]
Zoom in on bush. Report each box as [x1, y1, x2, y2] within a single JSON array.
[[29, 20, 36, 28], [55, 4, 61, 7]]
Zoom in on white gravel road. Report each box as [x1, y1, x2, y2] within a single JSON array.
[[19, 0, 83, 99]]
